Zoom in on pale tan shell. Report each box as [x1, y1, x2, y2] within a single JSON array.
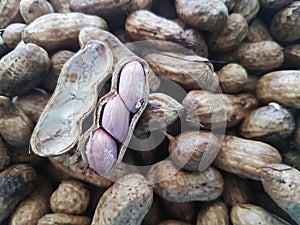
[[231, 204, 289, 225], [232, 0, 260, 22], [260, 164, 300, 225], [2, 23, 26, 49], [213, 135, 282, 180], [240, 103, 295, 142], [8, 175, 52, 225], [50, 179, 90, 215], [206, 13, 248, 53], [270, 1, 300, 42], [49, 0, 71, 13], [143, 52, 216, 91], [196, 200, 229, 225], [246, 18, 273, 42], [0, 42, 50, 97], [168, 131, 221, 171], [0, 164, 37, 224], [20, 0, 54, 24], [182, 90, 246, 129], [0, 0, 23, 29], [22, 12, 107, 51], [38, 213, 91, 225], [91, 173, 153, 225], [175, 0, 228, 32], [222, 173, 250, 207], [217, 63, 248, 94], [234, 41, 284, 73], [256, 70, 300, 109], [147, 160, 224, 202]]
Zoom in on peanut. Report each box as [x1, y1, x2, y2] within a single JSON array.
[[38, 213, 91, 225], [20, 0, 54, 24], [2, 23, 27, 50], [232, 0, 260, 22], [0, 0, 23, 29]]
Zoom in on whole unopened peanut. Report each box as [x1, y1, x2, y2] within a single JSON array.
[[232, 0, 260, 22], [20, 0, 54, 24], [261, 164, 300, 224], [231, 204, 289, 225], [147, 160, 224, 202], [2, 23, 26, 49], [38, 213, 91, 225], [50, 179, 90, 215], [213, 135, 282, 180], [246, 18, 273, 42], [0, 0, 23, 29], [196, 199, 229, 225], [91, 173, 153, 225]]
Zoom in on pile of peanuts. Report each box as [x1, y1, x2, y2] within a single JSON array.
[[0, 0, 300, 224]]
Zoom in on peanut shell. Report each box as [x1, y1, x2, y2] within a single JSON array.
[[213, 135, 282, 180], [0, 0, 23, 29], [147, 160, 224, 202], [246, 18, 273, 42], [256, 70, 300, 109], [38, 213, 91, 225], [49, 0, 71, 13], [91, 173, 153, 225], [2, 23, 26, 49], [22, 12, 107, 51], [232, 0, 260, 22], [20, 0, 54, 24]]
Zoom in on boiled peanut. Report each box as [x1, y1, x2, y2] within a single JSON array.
[[246, 18, 273, 42], [196, 199, 229, 225], [256, 70, 300, 109], [38, 213, 91, 225], [49, 0, 71, 13], [22, 12, 107, 51], [260, 164, 300, 224], [213, 135, 282, 180], [91, 173, 153, 225], [232, 0, 260, 22], [50, 179, 90, 215], [223, 94, 260, 114], [0, 164, 37, 223], [0, 0, 23, 29], [0, 42, 50, 97], [20, 0, 54, 24], [175, 0, 228, 32], [147, 160, 224, 202], [2, 23, 26, 49]]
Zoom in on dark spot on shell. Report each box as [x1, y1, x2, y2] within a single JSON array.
[[65, 73, 78, 83], [286, 16, 291, 21]]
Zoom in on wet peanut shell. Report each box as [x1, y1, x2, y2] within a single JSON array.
[[50, 179, 90, 215], [196, 199, 229, 225], [70, 0, 152, 17], [182, 90, 246, 130], [14, 89, 51, 123], [232, 0, 260, 22], [175, 0, 228, 32], [256, 70, 300, 109], [91, 173, 153, 225], [42, 50, 75, 92], [0, 164, 37, 223], [246, 18, 273, 42], [143, 52, 217, 91], [0, 0, 23, 29], [221, 173, 250, 207], [30, 41, 114, 157], [38, 213, 91, 225], [49, 0, 71, 13], [125, 10, 205, 54], [231, 204, 289, 225], [2, 23, 27, 49], [260, 164, 300, 224], [168, 131, 221, 172], [20, 0, 54, 24], [234, 41, 284, 73], [136, 92, 184, 134], [147, 160, 224, 202], [0, 96, 34, 148], [270, 1, 300, 42], [0, 137, 9, 171], [8, 175, 52, 225], [240, 103, 295, 142], [0, 42, 50, 97], [206, 13, 248, 53], [22, 12, 108, 51], [213, 135, 282, 180]]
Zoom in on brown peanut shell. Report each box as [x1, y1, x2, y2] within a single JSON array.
[[0, 0, 23, 29], [20, 0, 54, 24], [246, 18, 273, 42], [232, 0, 260, 22], [49, 0, 71, 13], [38, 213, 91, 225], [2, 23, 26, 49]]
